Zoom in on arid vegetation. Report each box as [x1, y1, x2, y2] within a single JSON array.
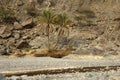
[[35, 9, 73, 57]]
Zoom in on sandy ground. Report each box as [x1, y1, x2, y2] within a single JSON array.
[[5, 71, 120, 80], [0, 57, 120, 72], [0, 57, 120, 80]]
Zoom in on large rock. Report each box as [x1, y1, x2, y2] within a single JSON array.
[[14, 22, 23, 30], [0, 25, 13, 38], [21, 18, 34, 29]]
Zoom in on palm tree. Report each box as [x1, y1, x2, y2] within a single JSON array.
[[37, 10, 56, 51], [53, 13, 72, 49]]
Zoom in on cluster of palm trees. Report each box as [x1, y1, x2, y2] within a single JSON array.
[[37, 9, 72, 52]]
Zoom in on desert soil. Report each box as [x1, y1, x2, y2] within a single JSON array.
[[0, 57, 120, 80]]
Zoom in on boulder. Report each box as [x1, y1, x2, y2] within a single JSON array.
[[0, 30, 12, 38], [0, 25, 13, 38], [21, 18, 34, 29], [14, 22, 23, 30]]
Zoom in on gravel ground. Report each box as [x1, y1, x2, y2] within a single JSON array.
[[0, 57, 120, 72], [0, 57, 120, 80], [5, 70, 120, 80]]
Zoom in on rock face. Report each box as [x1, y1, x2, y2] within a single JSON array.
[[0, 0, 120, 21], [0, 0, 120, 55]]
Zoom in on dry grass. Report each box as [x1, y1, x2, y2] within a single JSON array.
[[10, 49, 26, 57], [0, 48, 72, 58], [16, 48, 72, 58], [32, 49, 72, 58], [48, 49, 72, 58]]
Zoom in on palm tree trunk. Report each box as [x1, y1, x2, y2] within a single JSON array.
[[47, 23, 51, 51], [67, 27, 69, 37], [53, 28, 62, 50], [53, 35, 59, 50]]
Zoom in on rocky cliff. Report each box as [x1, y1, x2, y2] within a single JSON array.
[[0, 0, 120, 56]]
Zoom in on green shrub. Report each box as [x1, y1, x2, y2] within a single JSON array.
[[37, 9, 72, 52]]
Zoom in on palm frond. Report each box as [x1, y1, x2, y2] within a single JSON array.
[[55, 13, 72, 28], [37, 10, 56, 24]]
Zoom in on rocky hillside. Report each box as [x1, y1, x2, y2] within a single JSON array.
[[0, 0, 120, 56]]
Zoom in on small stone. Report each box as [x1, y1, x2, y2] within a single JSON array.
[[22, 35, 29, 40], [14, 33, 20, 39], [10, 76, 22, 80], [20, 75, 28, 79]]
